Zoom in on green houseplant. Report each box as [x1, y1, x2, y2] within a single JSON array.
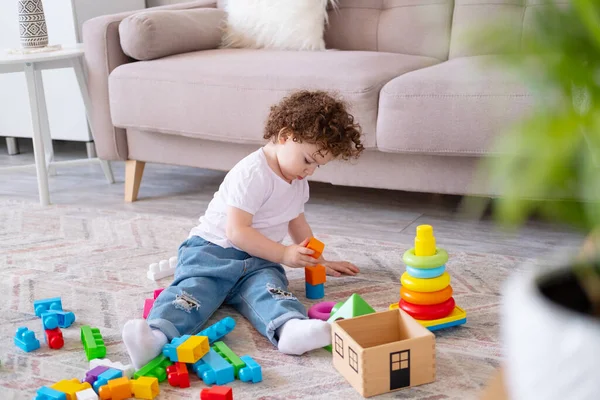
[[465, 1, 600, 398]]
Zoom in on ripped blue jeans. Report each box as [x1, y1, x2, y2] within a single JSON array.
[[147, 235, 307, 346]]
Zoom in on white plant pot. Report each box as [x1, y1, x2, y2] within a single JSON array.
[[502, 263, 600, 400]]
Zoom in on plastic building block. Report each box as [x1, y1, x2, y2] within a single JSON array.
[[327, 294, 375, 323], [134, 354, 172, 382], [45, 327, 64, 349], [147, 256, 177, 281], [98, 377, 132, 400], [14, 326, 40, 352], [130, 376, 159, 399], [166, 362, 190, 388], [178, 335, 209, 363], [308, 301, 336, 321], [41, 310, 76, 329], [401, 271, 451, 293], [75, 388, 98, 400], [305, 282, 324, 299], [50, 379, 92, 400], [142, 298, 154, 319], [399, 297, 456, 320], [80, 326, 106, 361], [84, 366, 109, 385], [200, 385, 233, 400], [306, 237, 324, 259], [93, 369, 122, 393], [90, 358, 134, 379], [197, 316, 236, 344], [153, 288, 164, 299], [305, 264, 326, 285], [192, 348, 234, 385], [238, 355, 262, 383], [212, 341, 246, 378], [35, 387, 67, 400], [389, 303, 467, 331], [34, 297, 63, 317]]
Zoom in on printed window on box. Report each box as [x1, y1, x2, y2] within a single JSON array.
[[349, 347, 358, 373], [334, 334, 344, 358], [391, 350, 410, 371]]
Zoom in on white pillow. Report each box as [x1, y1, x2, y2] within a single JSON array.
[[219, 0, 332, 51]]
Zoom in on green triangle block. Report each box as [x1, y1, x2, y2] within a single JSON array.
[[327, 293, 375, 323]]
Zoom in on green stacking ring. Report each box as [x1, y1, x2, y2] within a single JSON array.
[[402, 247, 448, 269]]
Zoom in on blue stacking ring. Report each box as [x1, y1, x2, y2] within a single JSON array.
[[406, 265, 445, 279]]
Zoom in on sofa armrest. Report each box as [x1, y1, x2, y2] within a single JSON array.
[[82, 0, 217, 161]]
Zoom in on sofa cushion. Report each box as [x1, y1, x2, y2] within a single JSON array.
[[119, 8, 226, 61], [376, 56, 533, 156], [108, 49, 438, 149]]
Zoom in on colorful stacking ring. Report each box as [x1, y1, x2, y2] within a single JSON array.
[[406, 265, 445, 279], [401, 271, 451, 292], [400, 285, 453, 305], [402, 248, 448, 269], [399, 297, 456, 320], [308, 301, 336, 321]]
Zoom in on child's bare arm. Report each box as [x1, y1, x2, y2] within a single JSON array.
[[288, 213, 313, 244], [226, 206, 317, 269]]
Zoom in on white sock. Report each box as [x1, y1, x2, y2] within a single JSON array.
[[276, 318, 331, 355], [122, 319, 168, 369]]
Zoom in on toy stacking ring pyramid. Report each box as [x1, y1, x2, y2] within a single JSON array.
[[390, 224, 467, 331]]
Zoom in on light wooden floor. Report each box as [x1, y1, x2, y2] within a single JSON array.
[[0, 138, 585, 258]]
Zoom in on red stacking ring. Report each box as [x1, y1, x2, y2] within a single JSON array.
[[399, 297, 456, 320]]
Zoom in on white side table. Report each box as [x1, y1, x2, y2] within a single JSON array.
[[0, 44, 114, 206]]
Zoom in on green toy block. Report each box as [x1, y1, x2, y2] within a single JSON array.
[[133, 354, 173, 382], [80, 326, 106, 361], [212, 341, 246, 378], [324, 294, 376, 353]]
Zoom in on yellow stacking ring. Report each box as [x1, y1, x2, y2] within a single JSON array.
[[400, 285, 453, 305], [402, 247, 448, 269], [401, 271, 450, 292]]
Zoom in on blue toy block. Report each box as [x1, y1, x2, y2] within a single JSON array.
[[305, 282, 324, 299], [92, 368, 122, 392], [14, 327, 40, 352], [192, 348, 234, 385], [35, 387, 66, 400], [196, 316, 236, 344], [41, 311, 75, 330], [239, 355, 262, 383], [34, 297, 63, 317], [162, 334, 191, 362]]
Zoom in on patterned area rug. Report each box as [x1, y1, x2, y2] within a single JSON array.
[[0, 199, 529, 399]]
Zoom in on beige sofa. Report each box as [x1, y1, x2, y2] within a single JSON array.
[[83, 0, 553, 202]]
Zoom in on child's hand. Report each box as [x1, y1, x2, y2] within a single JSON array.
[[322, 260, 360, 277], [282, 241, 318, 269]]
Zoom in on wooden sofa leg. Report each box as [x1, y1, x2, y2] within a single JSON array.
[[125, 160, 145, 202]]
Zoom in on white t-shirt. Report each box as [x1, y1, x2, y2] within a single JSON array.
[[189, 148, 309, 249]]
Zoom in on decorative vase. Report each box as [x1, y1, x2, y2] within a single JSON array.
[[502, 260, 600, 400], [18, 0, 49, 48]]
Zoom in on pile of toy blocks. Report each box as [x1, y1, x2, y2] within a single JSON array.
[[305, 238, 327, 299], [22, 296, 259, 399]]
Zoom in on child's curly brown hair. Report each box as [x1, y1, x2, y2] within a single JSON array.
[[264, 90, 364, 160]]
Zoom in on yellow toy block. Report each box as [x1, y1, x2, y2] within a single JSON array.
[[50, 379, 92, 400], [130, 376, 160, 399], [99, 377, 131, 400], [415, 224, 436, 256], [176, 335, 209, 363], [306, 237, 324, 259]]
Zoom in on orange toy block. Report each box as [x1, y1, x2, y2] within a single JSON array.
[[306, 237, 324, 259], [131, 376, 159, 399], [201, 385, 233, 400], [99, 377, 132, 400], [305, 264, 326, 285], [167, 362, 190, 388], [50, 379, 92, 400]]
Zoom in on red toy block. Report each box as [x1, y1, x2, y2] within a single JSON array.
[[305, 264, 326, 285], [200, 386, 233, 400], [167, 362, 190, 388], [153, 288, 164, 299], [143, 298, 154, 319], [45, 327, 64, 349]]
